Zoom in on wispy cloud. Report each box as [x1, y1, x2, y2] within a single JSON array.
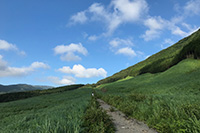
[[161, 39, 175, 49], [141, 16, 166, 41], [58, 64, 107, 78], [69, 11, 88, 25], [109, 38, 134, 48], [69, 0, 199, 42], [184, 0, 200, 16], [54, 43, 88, 61], [69, 0, 148, 36], [0, 55, 49, 77], [0, 39, 26, 55], [88, 35, 98, 41]]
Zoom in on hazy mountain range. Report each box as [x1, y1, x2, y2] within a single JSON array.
[[0, 84, 53, 94]]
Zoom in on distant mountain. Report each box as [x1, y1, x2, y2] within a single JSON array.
[[0, 84, 53, 94], [97, 29, 200, 85]]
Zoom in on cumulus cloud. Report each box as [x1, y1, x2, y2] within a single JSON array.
[[0, 55, 49, 77], [0, 39, 26, 55], [58, 64, 107, 78], [69, 0, 148, 35], [48, 76, 75, 85], [54, 43, 88, 61], [116, 47, 136, 57], [111, 0, 148, 22]]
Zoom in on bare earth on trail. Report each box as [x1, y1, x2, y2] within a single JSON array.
[[97, 99, 157, 133]]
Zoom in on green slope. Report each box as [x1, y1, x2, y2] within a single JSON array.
[[0, 87, 92, 133], [0, 84, 84, 103], [97, 29, 200, 85], [96, 59, 200, 132]]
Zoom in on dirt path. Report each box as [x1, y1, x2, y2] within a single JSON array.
[[97, 99, 157, 133]]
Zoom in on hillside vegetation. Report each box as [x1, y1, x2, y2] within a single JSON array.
[[96, 59, 200, 132], [97, 29, 200, 85], [0, 85, 116, 133], [0, 88, 92, 133], [0, 84, 84, 103]]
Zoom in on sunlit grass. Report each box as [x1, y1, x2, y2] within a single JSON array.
[[0, 88, 92, 133], [97, 59, 200, 132]]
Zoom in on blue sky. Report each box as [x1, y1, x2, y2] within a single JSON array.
[[0, 0, 200, 86]]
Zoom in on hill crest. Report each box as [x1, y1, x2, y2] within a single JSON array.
[[97, 28, 200, 85]]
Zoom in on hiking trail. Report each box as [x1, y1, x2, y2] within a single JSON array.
[[97, 99, 157, 133]]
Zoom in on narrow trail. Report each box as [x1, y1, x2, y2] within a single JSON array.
[[97, 99, 157, 133]]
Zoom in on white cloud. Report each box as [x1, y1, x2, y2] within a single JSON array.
[[0, 40, 17, 51], [109, 38, 133, 48], [141, 0, 200, 41], [142, 16, 166, 41], [0, 39, 26, 55], [111, 0, 148, 22], [69, 0, 200, 42], [109, 38, 137, 57], [144, 17, 164, 30], [142, 29, 161, 41], [70, 11, 88, 24], [0, 55, 49, 77], [54, 43, 88, 61], [184, 0, 200, 16], [54, 43, 87, 55], [69, 0, 149, 35], [171, 27, 188, 37], [48, 76, 75, 85], [58, 64, 107, 78], [116, 47, 136, 57], [142, 14, 199, 41], [30, 62, 50, 69], [60, 52, 81, 61]]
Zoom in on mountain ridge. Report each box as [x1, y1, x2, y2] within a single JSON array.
[[0, 84, 53, 94]]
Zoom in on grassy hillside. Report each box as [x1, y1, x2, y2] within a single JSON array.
[[0, 85, 116, 133], [0, 87, 92, 133], [0, 84, 84, 103], [96, 59, 200, 132], [97, 29, 200, 85]]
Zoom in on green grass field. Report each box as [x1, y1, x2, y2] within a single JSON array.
[[0, 88, 92, 133], [96, 59, 200, 132]]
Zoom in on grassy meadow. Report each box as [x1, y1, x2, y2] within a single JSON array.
[[96, 59, 200, 133], [0, 88, 92, 133]]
